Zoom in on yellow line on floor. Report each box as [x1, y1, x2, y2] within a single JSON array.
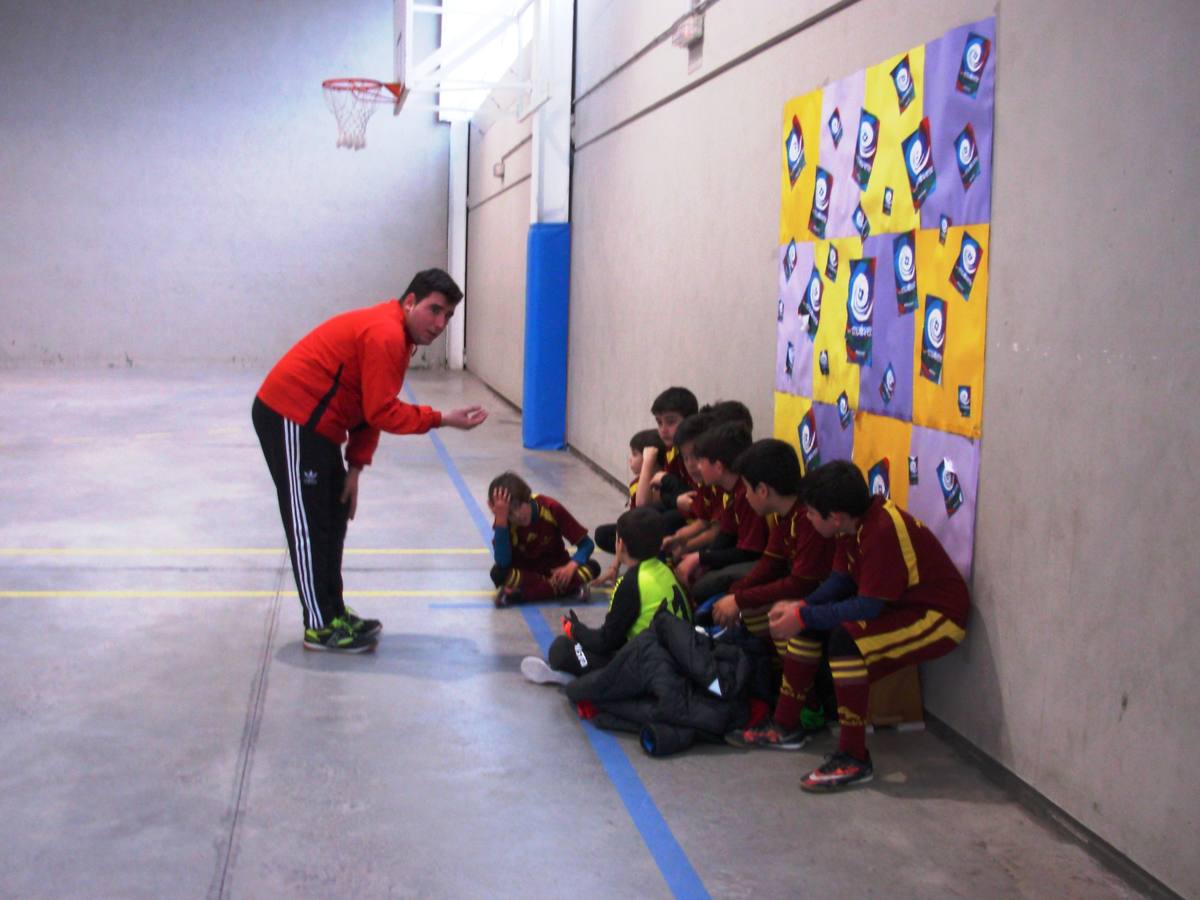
[[0, 589, 495, 599], [0, 547, 489, 557]]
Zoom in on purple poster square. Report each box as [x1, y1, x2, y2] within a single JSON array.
[[919, 17, 995, 230], [776, 241, 815, 396], [906, 426, 980, 579], [818, 72, 866, 240], [812, 400, 855, 463], [855, 233, 914, 421]]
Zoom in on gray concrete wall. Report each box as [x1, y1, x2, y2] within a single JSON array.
[[467, 0, 1200, 894], [465, 109, 532, 405], [0, 0, 449, 367]]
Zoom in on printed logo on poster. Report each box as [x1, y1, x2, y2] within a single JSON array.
[[955, 123, 981, 190], [852, 202, 871, 239], [809, 167, 833, 238], [853, 109, 879, 190], [902, 118, 937, 210], [785, 341, 796, 376], [837, 392, 852, 428], [879, 362, 897, 403], [920, 295, 947, 384], [867, 458, 891, 499], [892, 231, 918, 313], [777, 296, 785, 323], [818, 348, 830, 375], [958, 385, 971, 416], [786, 115, 806, 187], [891, 55, 915, 113], [908, 454, 919, 485], [804, 266, 823, 339], [798, 409, 821, 471], [844, 257, 875, 365], [950, 232, 982, 299], [956, 32, 991, 97], [939, 214, 951, 245], [882, 187, 894, 216], [783, 238, 798, 281], [937, 457, 964, 515], [825, 245, 839, 281], [828, 108, 844, 148]]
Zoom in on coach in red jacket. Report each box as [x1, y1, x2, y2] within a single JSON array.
[[252, 268, 487, 652]]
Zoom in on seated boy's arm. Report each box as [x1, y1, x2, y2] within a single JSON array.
[[569, 535, 595, 565], [682, 521, 720, 552], [572, 574, 641, 654], [799, 594, 886, 631], [492, 525, 513, 568], [805, 571, 856, 606]]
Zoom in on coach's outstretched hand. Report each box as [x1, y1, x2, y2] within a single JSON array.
[[441, 405, 489, 429]]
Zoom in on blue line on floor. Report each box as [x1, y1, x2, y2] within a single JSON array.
[[413, 386, 710, 900]]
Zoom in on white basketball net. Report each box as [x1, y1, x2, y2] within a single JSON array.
[[322, 79, 397, 150]]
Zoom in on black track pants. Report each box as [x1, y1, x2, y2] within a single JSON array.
[[252, 397, 348, 630]]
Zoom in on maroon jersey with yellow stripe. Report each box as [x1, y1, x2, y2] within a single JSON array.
[[718, 480, 769, 553], [732, 500, 834, 609], [834, 496, 969, 624], [689, 483, 726, 523], [509, 494, 588, 570]]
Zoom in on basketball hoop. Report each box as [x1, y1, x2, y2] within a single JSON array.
[[322, 78, 407, 150]]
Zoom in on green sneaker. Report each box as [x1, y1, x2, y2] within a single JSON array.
[[343, 607, 382, 639], [304, 616, 377, 653]]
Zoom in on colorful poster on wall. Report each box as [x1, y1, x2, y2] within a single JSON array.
[[774, 17, 995, 578]]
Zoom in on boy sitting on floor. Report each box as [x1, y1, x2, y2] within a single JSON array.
[[675, 423, 769, 604], [521, 506, 692, 685], [767, 460, 970, 790], [593, 428, 667, 576], [488, 472, 601, 607], [648, 386, 699, 525]]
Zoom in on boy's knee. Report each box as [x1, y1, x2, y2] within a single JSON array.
[[547, 635, 581, 674], [489, 565, 511, 587], [579, 559, 601, 582]]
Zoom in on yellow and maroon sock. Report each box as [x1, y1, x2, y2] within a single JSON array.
[[774, 635, 822, 729], [830, 654, 871, 760]]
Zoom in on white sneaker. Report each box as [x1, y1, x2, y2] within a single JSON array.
[[520, 656, 574, 685]]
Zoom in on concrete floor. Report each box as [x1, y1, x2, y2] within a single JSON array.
[[0, 367, 1146, 899]]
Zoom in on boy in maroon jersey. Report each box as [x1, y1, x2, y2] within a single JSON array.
[[676, 424, 769, 603], [252, 268, 488, 653], [488, 472, 601, 606], [768, 460, 970, 790], [647, 386, 699, 521], [716, 439, 836, 749], [660, 411, 720, 560]]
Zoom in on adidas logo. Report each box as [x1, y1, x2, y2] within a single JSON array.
[[302, 470, 318, 486]]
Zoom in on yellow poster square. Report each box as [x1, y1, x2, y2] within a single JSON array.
[[773, 391, 813, 453], [780, 90, 825, 245], [859, 45, 925, 236], [809, 236, 863, 409], [850, 410, 914, 510], [911, 224, 988, 438]]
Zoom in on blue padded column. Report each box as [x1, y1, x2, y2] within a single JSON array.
[[522, 222, 571, 449]]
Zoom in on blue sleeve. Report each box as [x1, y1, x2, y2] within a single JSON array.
[[801, 595, 886, 630], [804, 571, 856, 606], [492, 526, 512, 567], [571, 536, 595, 565]]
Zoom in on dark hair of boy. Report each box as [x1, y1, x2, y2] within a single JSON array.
[[488, 471, 532, 506], [692, 422, 753, 469], [615, 506, 668, 561], [672, 411, 716, 452], [733, 438, 802, 496], [651, 387, 699, 418], [707, 399, 754, 433], [629, 429, 666, 457], [801, 460, 872, 519], [401, 267, 464, 305]]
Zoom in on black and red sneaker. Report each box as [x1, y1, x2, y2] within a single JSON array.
[[800, 751, 874, 792]]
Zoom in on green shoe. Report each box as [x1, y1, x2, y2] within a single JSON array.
[[304, 616, 377, 653], [343, 607, 382, 639]]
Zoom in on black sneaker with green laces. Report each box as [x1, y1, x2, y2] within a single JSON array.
[[304, 616, 378, 653], [343, 607, 382, 639]]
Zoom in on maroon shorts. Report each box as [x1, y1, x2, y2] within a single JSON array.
[[841, 607, 966, 681]]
